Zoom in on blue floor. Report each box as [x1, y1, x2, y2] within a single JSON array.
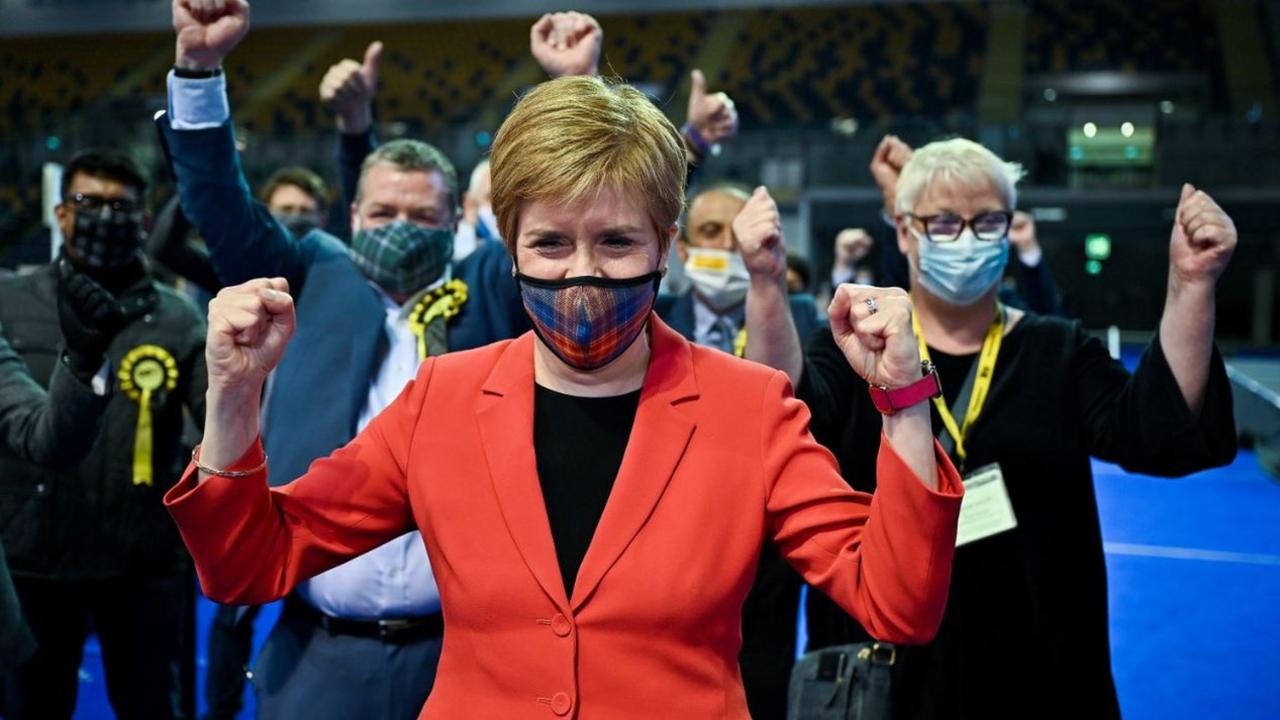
[[61, 454, 1280, 719], [1096, 452, 1280, 720]]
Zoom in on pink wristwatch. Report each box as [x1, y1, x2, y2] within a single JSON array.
[[867, 360, 942, 415]]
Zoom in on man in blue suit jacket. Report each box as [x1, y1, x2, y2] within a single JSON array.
[[160, 4, 527, 718]]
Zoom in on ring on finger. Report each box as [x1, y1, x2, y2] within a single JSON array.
[[865, 297, 879, 315]]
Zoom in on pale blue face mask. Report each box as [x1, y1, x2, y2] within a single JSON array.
[[911, 228, 1009, 306]]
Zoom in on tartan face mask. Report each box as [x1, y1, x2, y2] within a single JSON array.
[[516, 270, 662, 371], [70, 205, 144, 269], [350, 220, 454, 295]]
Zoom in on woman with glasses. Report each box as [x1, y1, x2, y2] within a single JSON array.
[[742, 137, 1238, 719], [162, 75, 967, 719]]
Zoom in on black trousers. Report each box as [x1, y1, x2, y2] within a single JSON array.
[[3, 573, 192, 720], [203, 603, 259, 720]]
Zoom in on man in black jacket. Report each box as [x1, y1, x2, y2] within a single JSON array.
[[0, 267, 127, 677], [0, 150, 207, 720]]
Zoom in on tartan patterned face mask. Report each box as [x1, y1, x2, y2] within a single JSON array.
[[350, 220, 454, 295], [70, 206, 144, 269], [517, 271, 662, 371]]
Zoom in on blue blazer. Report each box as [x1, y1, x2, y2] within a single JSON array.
[[656, 291, 823, 351], [159, 118, 529, 485]]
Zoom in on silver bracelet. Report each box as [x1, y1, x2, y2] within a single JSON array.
[[191, 443, 267, 478]]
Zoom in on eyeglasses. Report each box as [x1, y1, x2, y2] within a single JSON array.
[[906, 211, 1013, 243], [65, 193, 140, 214]]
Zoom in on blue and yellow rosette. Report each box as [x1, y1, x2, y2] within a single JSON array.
[[118, 344, 179, 487], [408, 278, 469, 360]]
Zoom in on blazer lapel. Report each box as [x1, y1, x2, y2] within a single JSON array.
[[570, 317, 699, 611], [476, 333, 572, 614]]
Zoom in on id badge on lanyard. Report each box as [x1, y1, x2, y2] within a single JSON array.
[[955, 462, 1018, 547], [913, 304, 1018, 546]]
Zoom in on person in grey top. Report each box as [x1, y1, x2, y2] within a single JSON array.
[[0, 265, 126, 675]]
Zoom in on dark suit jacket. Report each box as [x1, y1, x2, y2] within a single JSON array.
[[0, 329, 107, 673], [159, 117, 529, 487], [656, 291, 823, 352]]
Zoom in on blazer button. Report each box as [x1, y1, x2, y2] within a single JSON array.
[[550, 692, 572, 716], [550, 613, 572, 637]]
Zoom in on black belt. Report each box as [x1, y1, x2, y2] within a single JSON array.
[[286, 595, 443, 644]]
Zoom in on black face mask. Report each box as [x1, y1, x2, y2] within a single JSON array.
[[274, 212, 321, 239], [70, 206, 144, 269]]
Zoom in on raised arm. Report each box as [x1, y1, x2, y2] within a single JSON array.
[[529, 12, 736, 174], [682, 69, 739, 165], [737, 186, 804, 386], [0, 267, 124, 468], [320, 41, 382, 209], [165, 278, 416, 603], [164, 0, 308, 289], [530, 12, 602, 78], [1158, 184, 1236, 415], [1075, 185, 1238, 475], [1006, 211, 1063, 316]]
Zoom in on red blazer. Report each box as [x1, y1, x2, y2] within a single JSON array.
[[166, 317, 963, 719]]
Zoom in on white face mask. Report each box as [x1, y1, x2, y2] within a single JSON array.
[[684, 246, 750, 312], [911, 228, 1009, 306]]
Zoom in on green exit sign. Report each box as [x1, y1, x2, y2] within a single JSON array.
[[1085, 233, 1112, 260]]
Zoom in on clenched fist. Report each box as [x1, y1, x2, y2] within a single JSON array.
[[56, 260, 129, 377], [829, 285, 922, 389], [1169, 183, 1236, 289], [173, 0, 250, 71], [206, 278, 295, 395], [530, 12, 602, 78], [686, 70, 738, 150], [1008, 211, 1039, 256], [320, 41, 383, 134], [870, 135, 913, 215], [732, 186, 786, 282]]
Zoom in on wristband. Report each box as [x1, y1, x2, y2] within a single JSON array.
[[681, 122, 711, 155], [173, 66, 223, 79]]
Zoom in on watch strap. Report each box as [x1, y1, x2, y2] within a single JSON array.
[[868, 361, 942, 415]]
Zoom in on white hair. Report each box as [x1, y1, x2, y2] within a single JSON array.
[[469, 159, 491, 193], [894, 138, 1026, 215]]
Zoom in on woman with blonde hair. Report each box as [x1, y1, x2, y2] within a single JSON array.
[[166, 75, 965, 719]]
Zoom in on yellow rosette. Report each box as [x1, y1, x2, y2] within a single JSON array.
[[408, 278, 469, 360], [118, 344, 179, 487]]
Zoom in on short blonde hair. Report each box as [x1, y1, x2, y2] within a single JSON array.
[[489, 76, 687, 255], [894, 138, 1026, 215]]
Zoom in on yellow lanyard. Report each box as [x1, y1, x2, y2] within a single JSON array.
[[911, 303, 1004, 462]]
